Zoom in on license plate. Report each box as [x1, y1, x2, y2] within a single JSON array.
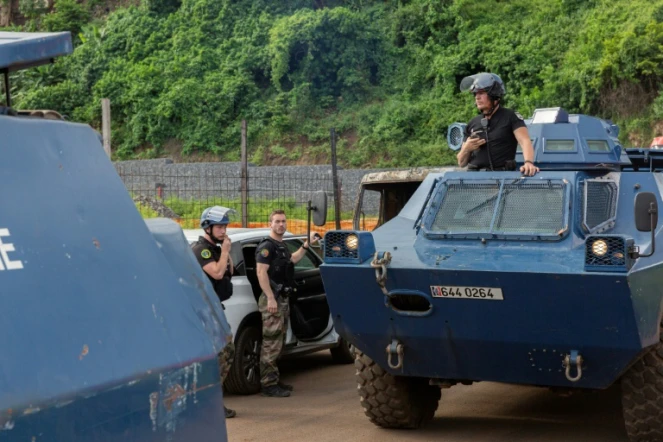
[[430, 285, 504, 300]]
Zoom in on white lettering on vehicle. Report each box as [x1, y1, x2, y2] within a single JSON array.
[[430, 285, 504, 300], [0, 229, 24, 271]]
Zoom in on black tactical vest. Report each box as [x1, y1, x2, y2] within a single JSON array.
[[259, 237, 295, 287]]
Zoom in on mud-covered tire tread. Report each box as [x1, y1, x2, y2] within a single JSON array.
[[622, 327, 663, 442], [355, 350, 440, 429]]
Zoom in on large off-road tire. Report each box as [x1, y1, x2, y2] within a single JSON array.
[[330, 338, 356, 364], [224, 324, 262, 395], [355, 350, 441, 429], [622, 330, 663, 442]]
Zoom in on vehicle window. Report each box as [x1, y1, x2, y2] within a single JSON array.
[[544, 139, 575, 152], [285, 240, 318, 271], [309, 241, 323, 256], [587, 140, 610, 152], [516, 138, 535, 153], [427, 179, 568, 240], [230, 245, 245, 276], [356, 189, 381, 231]]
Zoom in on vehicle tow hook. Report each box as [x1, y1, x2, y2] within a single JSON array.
[[371, 251, 392, 296], [386, 339, 404, 370], [562, 350, 583, 382]]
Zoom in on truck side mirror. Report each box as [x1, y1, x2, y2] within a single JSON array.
[[635, 192, 658, 232], [311, 191, 328, 227], [631, 192, 658, 259]]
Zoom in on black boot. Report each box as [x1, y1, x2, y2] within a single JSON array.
[[278, 381, 293, 392], [224, 406, 236, 418], [261, 384, 291, 397]]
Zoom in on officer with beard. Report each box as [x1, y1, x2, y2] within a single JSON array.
[[255, 209, 320, 397]]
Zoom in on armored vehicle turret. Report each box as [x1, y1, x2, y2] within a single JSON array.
[[320, 107, 663, 442]]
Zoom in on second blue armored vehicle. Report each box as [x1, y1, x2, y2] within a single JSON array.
[[1, 31, 231, 441], [320, 107, 663, 442]]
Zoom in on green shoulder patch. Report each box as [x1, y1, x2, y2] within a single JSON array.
[[201, 249, 212, 259], [260, 248, 269, 258]]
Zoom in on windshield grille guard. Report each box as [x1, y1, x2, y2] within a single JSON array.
[[420, 178, 571, 241], [582, 179, 618, 234]]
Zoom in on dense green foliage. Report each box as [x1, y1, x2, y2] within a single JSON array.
[[5, 0, 663, 166]]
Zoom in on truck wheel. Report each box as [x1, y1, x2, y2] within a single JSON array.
[[355, 350, 440, 429], [224, 324, 262, 395], [330, 338, 356, 364], [622, 330, 663, 442]]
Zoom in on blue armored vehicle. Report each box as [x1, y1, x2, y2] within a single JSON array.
[[320, 107, 663, 442], [1, 32, 231, 441]]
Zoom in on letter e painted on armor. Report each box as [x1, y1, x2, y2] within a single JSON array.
[[0, 228, 24, 271]]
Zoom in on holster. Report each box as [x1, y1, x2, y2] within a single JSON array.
[[269, 280, 289, 301]]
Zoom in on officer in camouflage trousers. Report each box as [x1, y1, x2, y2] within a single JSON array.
[[256, 209, 320, 397], [191, 206, 237, 418]]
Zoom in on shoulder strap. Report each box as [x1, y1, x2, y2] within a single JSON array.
[[258, 237, 283, 249]]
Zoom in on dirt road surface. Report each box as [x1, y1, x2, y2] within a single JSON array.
[[225, 351, 628, 442]]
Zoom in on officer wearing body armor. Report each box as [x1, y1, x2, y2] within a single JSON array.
[[456, 72, 539, 176], [191, 206, 237, 418], [255, 209, 320, 398]]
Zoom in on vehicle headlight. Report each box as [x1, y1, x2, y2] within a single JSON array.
[[345, 234, 359, 251], [591, 239, 608, 256], [585, 235, 634, 273], [323, 231, 376, 264]]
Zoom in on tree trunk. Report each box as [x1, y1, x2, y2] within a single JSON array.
[[0, 0, 12, 27]]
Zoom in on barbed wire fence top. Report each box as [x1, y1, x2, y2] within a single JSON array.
[[115, 162, 356, 235]]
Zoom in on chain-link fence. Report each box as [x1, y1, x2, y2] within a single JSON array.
[[115, 161, 357, 234]]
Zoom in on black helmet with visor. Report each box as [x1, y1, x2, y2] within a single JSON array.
[[460, 72, 505, 101]]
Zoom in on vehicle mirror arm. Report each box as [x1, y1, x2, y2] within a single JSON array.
[[307, 199, 312, 249]]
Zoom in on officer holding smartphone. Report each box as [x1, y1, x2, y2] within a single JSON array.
[[456, 72, 539, 176]]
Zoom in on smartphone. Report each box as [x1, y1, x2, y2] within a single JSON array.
[[470, 130, 487, 141]]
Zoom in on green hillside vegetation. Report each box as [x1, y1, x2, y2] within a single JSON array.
[[5, 0, 663, 167]]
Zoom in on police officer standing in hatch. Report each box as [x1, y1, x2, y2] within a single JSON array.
[[255, 209, 320, 398], [456, 72, 539, 176], [191, 206, 237, 418]]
